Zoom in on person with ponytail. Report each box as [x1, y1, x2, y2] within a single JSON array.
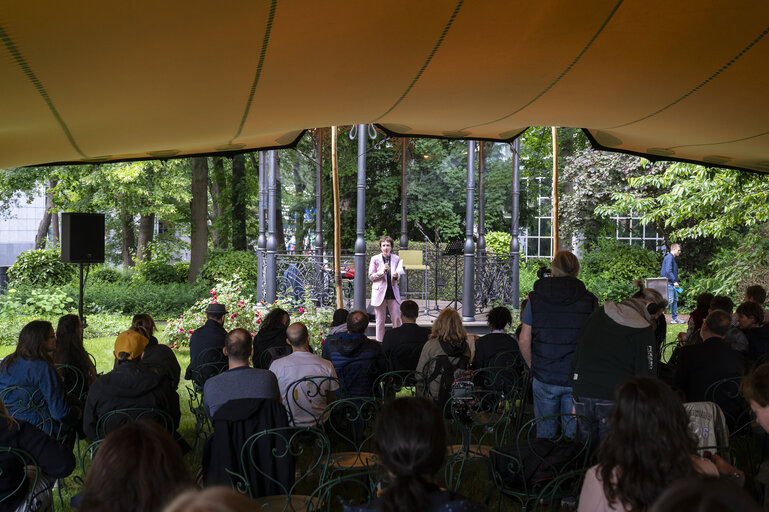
[[346, 397, 487, 512]]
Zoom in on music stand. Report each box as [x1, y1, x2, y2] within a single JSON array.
[[443, 239, 463, 310]]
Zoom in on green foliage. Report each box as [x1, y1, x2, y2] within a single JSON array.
[[579, 240, 661, 303], [6, 248, 75, 286], [132, 260, 187, 284], [485, 231, 512, 256], [82, 313, 130, 339], [89, 265, 126, 284], [198, 249, 259, 284], [0, 314, 38, 346], [78, 281, 205, 318]]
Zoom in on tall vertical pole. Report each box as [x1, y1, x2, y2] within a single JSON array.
[[551, 126, 559, 256], [462, 140, 476, 322], [354, 124, 367, 312], [400, 138, 409, 251], [511, 138, 520, 310], [315, 130, 323, 256], [257, 152, 266, 301], [331, 127, 343, 309], [478, 142, 486, 259], [265, 150, 278, 303]]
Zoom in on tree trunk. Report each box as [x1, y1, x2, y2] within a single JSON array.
[[120, 204, 136, 268], [189, 157, 209, 282], [136, 213, 155, 261], [34, 181, 56, 249], [209, 156, 228, 248], [231, 154, 247, 250], [292, 152, 306, 253]]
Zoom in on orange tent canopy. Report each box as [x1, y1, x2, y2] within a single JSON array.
[[1, 1, 768, 172]]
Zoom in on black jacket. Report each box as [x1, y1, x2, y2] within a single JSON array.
[[142, 336, 181, 390], [252, 327, 289, 369], [83, 359, 181, 440], [202, 398, 292, 495], [529, 277, 597, 386], [0, 419, 75, 510], [185, 319, 228, 387], [322, 333, 387, 397], [382, 323, 431, 371]]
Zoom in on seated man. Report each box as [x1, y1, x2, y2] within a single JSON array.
[[322, 310, 387, 398], [686, 296, 748, 353], [269, 322, 339, 426], [203, 328, 281, 418], [83, 330, 180, 440], [744, 285, 769, 323], [472, 306, 523, 392], [381, 300, 430, 371], [185, 303, 228, 388]]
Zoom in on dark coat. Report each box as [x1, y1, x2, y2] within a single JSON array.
[[529, 276, 597, 386], [322, 333, 387, 397], [675, 336, 745, 402], [252, 327, 289, 369], [382, 323, 431, 371], [202, 398, 292, 495], [83, 359, 181, 440], [0, 419, 75, 510], [142, 336, 181, 390], [185, 319, 228, 387]]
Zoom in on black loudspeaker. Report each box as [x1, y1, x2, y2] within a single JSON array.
[[61, 213, 105, 263]]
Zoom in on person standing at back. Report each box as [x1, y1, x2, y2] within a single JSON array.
[[661, 243, 683, 324], [518, 250, 597, 438]]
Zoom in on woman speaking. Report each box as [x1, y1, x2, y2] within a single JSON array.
[[368, 236, 403, 341]]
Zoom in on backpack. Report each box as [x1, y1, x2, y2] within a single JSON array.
[[492, 438, 582, 488], [427, 353, 471, 412]]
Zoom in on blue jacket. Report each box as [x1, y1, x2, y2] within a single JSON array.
[[0, 358, 75, 434], [660, 252, 678, 284], [529, 277, 598, 386], [322, 333, 386, 397]]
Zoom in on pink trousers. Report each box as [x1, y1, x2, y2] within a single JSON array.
[[374, 299, 401, 341]]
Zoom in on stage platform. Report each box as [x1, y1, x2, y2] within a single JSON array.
[[364, 299, 495, 337]]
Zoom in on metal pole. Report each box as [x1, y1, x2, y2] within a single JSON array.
[[400, 138, 408, 250], [462, 140, 476, 322], [257, 151, 266, 301], [265, 150, 278, 302], [552, 126, 559, 256], [315, 130, 323, 256], [354, 124, 367, 312], [511, 138, 520, 310], [478, 142, 486, 259], [331, 127, 344, 309]]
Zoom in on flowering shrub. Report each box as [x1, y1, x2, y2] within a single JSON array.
[[162, 275, 332, 351]]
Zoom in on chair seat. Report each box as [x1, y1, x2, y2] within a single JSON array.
[[329, 451, 378, 469], [446, 444, 492, 458], [253, 494, 317, 510]]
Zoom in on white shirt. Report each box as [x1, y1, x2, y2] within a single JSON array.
[[269, 351, 339, 426]]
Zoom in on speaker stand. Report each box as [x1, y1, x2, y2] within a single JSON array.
[[78, 263, 88, 328]]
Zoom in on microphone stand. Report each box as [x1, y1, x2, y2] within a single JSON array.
[[415, 223, 438, 317]]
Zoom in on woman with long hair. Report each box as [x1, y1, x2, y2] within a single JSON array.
[[252, 307, 291, 369], [347, 397, 485, 512], [79, 420, 193, 512], [54, 314, 98, 393], [132, 313, 181, 389], [415, 308, 471, 405], [0, 320, 78, 434], [578, 376, 718, 511]]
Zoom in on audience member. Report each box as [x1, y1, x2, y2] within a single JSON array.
[[185, 303, 228, 388], [203, 328, 280, 418], [744, 285, 769, 323], [269, 322, 338, 426], [83, 330, 180, 440], [326, 308, 350, 339], [471, 306, 523, 394], [416, 308, 472, 407], [382, 300, 430, 371], [687, 295, 748, 352], [571, 287, 666, 445], [0, 320, 79, 435], [252, 308, 291, 369], [54, 314, 98, 395], [132, 313, 181, 389], [650, 476, 760, 512], [322, 310, 386, 397], [518, 250, 597, 438], [737, 301, 769, 362], [164, 487, 260, 512], [578, 377, 718, 512], [346, 397, 486, 511], [678, 292, 714, 344], [79, 420, 193, 512], [675, 310, 746, 426], [0, 397, 75, 511]]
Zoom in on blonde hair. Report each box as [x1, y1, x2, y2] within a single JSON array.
[[551, 250, 580, 277], [429, 308, 467, 348], [163, 487, 258, 512]]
